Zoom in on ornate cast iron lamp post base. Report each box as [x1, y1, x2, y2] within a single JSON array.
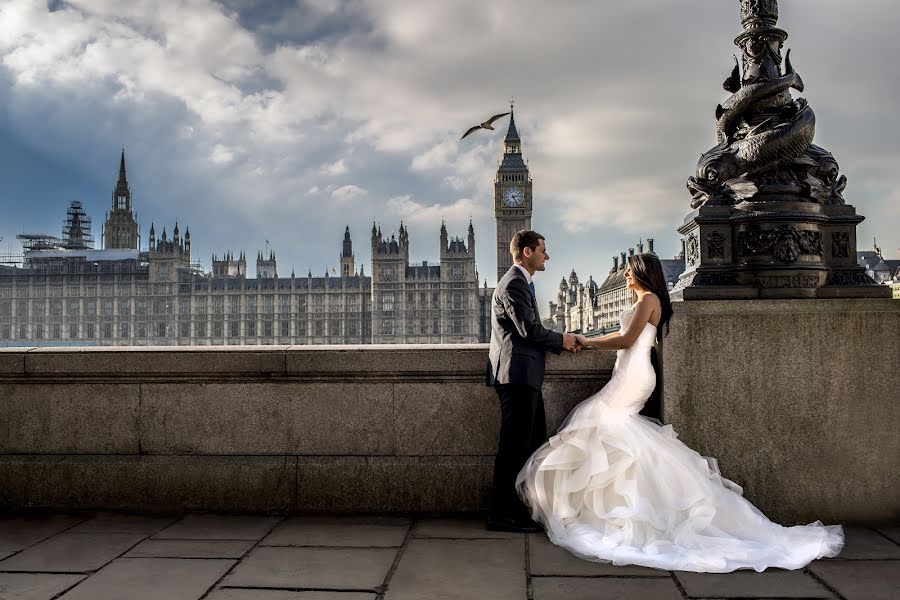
[[671, 0, 889, 300]]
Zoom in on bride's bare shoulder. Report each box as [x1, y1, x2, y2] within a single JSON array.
[[637, 293, 661, 308]]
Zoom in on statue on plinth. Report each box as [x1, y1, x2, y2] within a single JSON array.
[[671, 0, 888, 299]]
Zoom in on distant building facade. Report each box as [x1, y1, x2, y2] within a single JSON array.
[[545, 239, 684, 334], [857, 239, 900, 298], [0, 152, 487, 346]]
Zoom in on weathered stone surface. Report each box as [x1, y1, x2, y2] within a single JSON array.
[[809, 559, 900, 600], [394, 382, 498, 455], [675, 569, 834, 598], [542, 379, 609, 434], [296, 456, 492, 512], [69, 513, 179, 534], [532, 577, 682, 600], [223, 546, 395, 590], [876, 526, 900, 545], [664, 298, 900, 523], [284, 344, 611, 380], [0, 456, 296, 512], [286, 345, 487, 377], [0, 515, 85, 552], [57, 557, 234, 600], [154, 514, 281, 540], [262, 516, 409, 547], [414, 518, 519, 539], [0, 384, 139, 453], [209, 590, 377, 600], [528, 534, 664, 577], [141, 457, 296, 512], [384, 538, 525, 600], [838, 527, 900, 559], [125, 539, 255, 558], [0, 347, 29, 374], [0, 573, 85, 600], [0, 532, 146, 572], [25, 346, 287, 376], [141, 382, 393, 455]]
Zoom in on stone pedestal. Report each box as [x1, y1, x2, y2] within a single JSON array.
[[662, 298, 900, 523], [671, 202, 890, 300]]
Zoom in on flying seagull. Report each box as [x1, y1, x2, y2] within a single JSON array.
[[460, 111, 511, 140]]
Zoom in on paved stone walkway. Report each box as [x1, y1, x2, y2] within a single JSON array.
[[0, 513, 897, 599]]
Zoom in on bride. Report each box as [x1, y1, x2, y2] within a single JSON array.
[[516, 252, 844, 573]]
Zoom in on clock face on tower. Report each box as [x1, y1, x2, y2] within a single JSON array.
[[503, 187, 523, 207]]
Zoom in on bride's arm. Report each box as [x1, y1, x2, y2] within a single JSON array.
[[578, 297, 656, 350]]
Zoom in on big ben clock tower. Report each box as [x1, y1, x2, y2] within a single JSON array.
[[494, 105, 532, 283]]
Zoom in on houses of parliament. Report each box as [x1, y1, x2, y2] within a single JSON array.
[[0, 110, 535, 346]]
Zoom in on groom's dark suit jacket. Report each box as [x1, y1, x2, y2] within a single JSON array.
[[487, 265, 564, 391]]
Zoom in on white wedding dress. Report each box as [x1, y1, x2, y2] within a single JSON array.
[[516, 306, 843, 573]]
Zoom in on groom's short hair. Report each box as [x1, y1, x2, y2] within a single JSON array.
[[510, 230, 545, 261]]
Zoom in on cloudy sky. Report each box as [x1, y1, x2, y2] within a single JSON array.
[[1, 0, 898, 307]]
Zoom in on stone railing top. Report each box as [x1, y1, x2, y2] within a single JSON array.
[[0, 343, 614, 380], [673, 298, 898, 315]]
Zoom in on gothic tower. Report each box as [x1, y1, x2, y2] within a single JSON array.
[[340, 226, 355, 277], [103, 148, 140, 249], [494, 104, 532, 283]]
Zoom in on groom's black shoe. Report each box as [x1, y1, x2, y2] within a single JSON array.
[[486, 515, 542, 533]]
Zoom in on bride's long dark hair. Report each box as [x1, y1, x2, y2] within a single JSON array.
[[628, 252, 674, 421], [627, 252, 673, 344]]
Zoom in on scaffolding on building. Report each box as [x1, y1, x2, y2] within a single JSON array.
[[62, 201, 94, 250], [16, 233, 64, 252]]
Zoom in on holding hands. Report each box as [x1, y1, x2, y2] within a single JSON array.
[[562, 332, 586, 353], [562, 333, 592, 353]]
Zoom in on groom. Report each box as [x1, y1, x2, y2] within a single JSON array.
[[486, 230, 580, 532]]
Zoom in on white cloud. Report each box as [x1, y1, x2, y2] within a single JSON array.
[[209, 144, 237, 165], [331, 184, 368, 203], [386, 194, 484, 226], [306, 185, 320, 195], [320, 158, 347, 175]]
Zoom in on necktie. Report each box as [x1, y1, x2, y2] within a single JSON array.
[[529, 281, 536, 300]]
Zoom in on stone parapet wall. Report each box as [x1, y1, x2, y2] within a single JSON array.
[[0, 345, 613, 513], [663, 298, 900, 524], [3, 298, 896, 524]]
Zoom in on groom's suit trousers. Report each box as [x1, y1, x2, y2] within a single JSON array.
[[490, 383, 548, 520]]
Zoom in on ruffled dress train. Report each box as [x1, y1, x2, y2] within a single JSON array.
[[516, 308, 843, 573]]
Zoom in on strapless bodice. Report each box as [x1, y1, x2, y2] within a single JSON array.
[[619, 307, 657, 349]]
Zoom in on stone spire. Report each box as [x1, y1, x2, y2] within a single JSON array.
[[504, 102, 520, 143], [342, 225, 353, 258]]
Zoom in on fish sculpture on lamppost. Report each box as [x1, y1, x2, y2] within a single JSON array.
[[671, 0, 888, 300]]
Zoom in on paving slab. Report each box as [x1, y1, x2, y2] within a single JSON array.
[[57, 557, 234, 600], [532, 576, 683, 600], [837, 527, 900, 559], [262, 516, 409, 547], [675, 569, 835, 598], [209, 591, 377, 600], [67, 513, 179, 535], [875, 526, 900, 545], [154, 514, 281, 540], [809, 559, 900, 600], [528, 533, 667, 577], [125, 538, 255, 558], [0, 532, 147, 572], [0, 515, 85, 552], [223, 546, 396, 590], [0, 573, 86, 600], [384, 538, 525, 600], [413, 518, 520, 539]]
